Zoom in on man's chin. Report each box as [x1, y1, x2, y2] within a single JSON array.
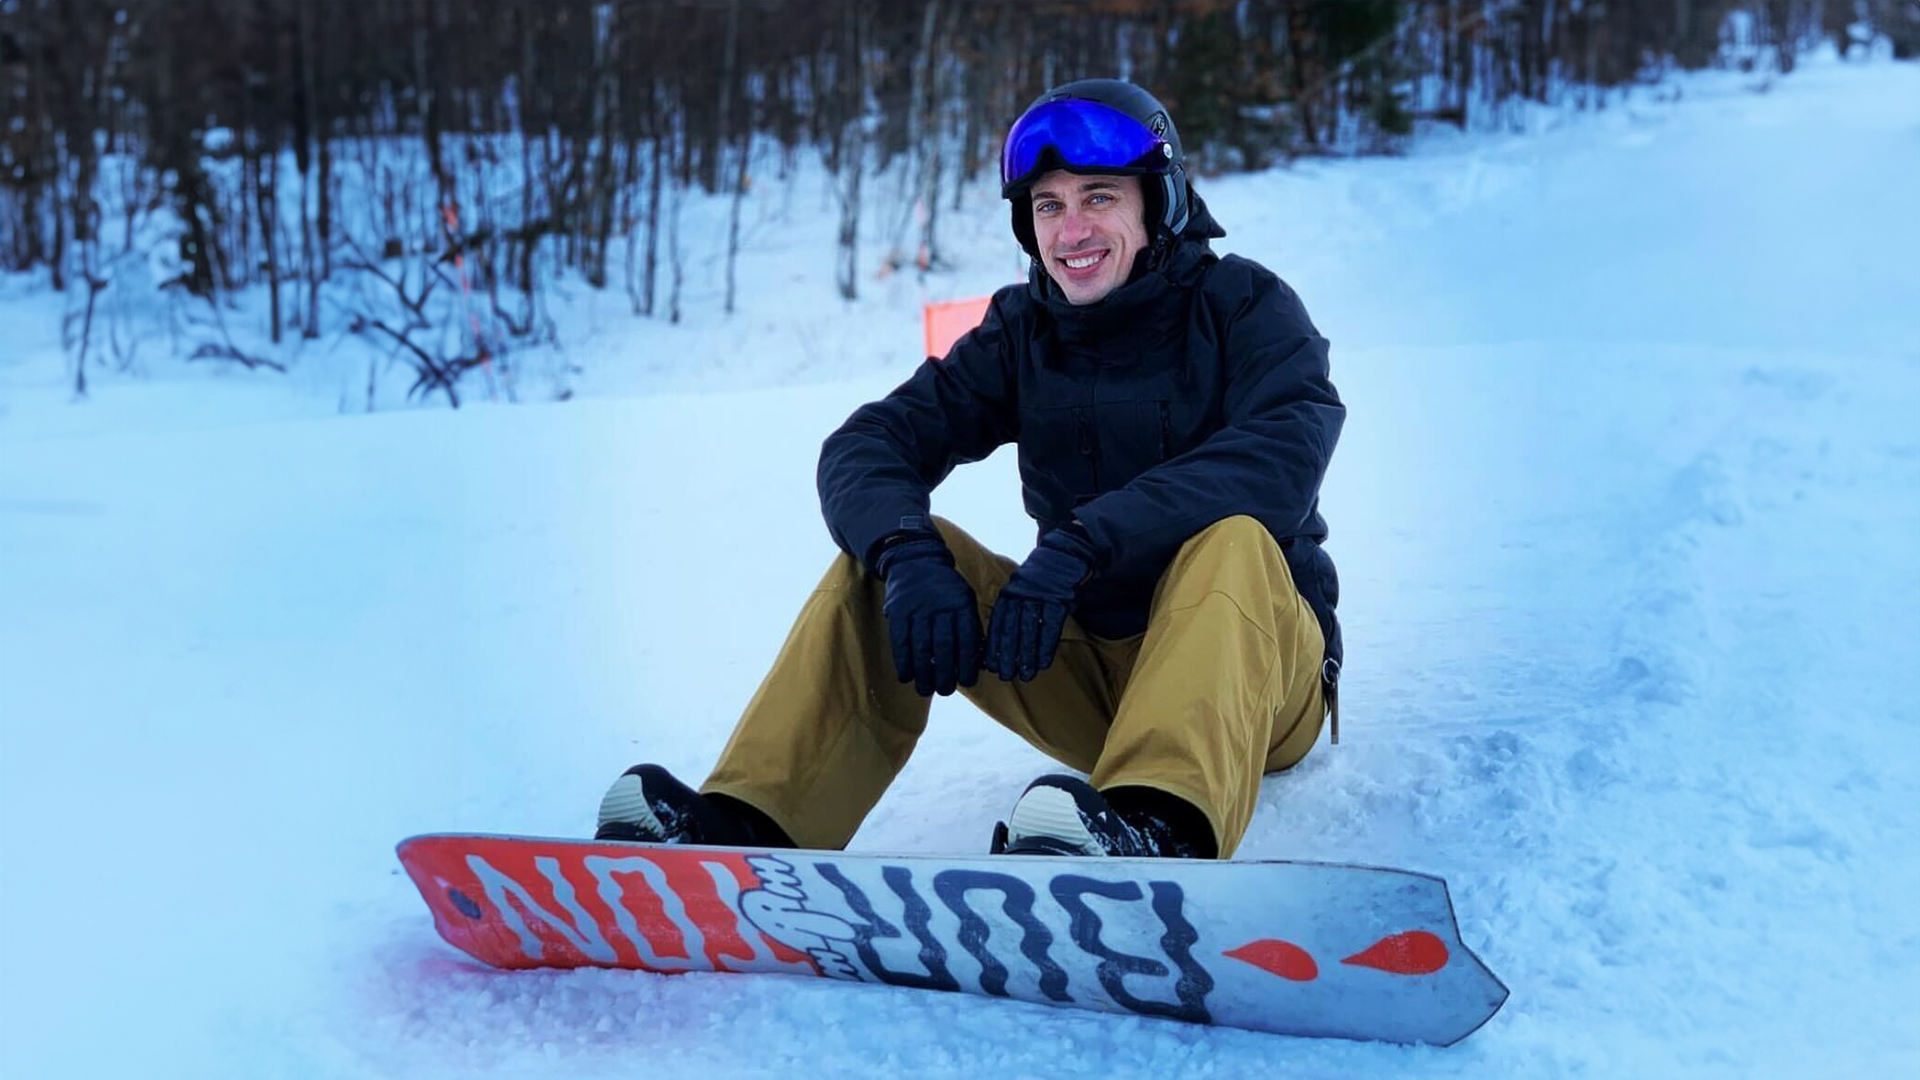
[[1049, 270, 1119, 306]]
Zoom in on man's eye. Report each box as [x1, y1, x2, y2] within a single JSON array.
[[1037, 201, 1062, 213], [1089, 194, 1113, 205]]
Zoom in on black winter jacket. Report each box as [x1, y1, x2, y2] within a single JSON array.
[[817, 191, 1345, 674]]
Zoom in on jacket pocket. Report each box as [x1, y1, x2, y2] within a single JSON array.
[[1097, 399, 1174, 490], [1018, 404, 1098, 511]]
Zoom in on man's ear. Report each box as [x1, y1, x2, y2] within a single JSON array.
[[1010, 196, 1039, 260], [1140, 179, 1164, 240]]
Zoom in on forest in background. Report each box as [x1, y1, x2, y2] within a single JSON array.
[[3, 0, 1915, 405]]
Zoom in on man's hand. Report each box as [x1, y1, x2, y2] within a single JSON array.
[[876, 535, 982, 697], [986, 526, 1100, 682]]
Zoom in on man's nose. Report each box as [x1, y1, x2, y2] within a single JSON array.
[[1057, 209, 1094, 249]]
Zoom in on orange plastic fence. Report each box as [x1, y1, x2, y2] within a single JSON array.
[[922, 296, 994, 360]]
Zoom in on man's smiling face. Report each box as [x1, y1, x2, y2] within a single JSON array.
[[1029, 170, 1150, 305]]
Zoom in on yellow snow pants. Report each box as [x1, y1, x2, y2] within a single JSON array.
[[702, 515, 1327, 858]]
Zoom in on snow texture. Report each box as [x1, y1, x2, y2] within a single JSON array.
[[2, 52, 1918, 1080]]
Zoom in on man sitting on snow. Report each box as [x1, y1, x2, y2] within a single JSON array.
[[596, 79, 1344, 860]]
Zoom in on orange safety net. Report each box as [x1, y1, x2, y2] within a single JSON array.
[[922, 296, 993, 361]]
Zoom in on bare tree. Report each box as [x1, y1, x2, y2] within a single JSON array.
[[668, 108, 685, 325], [720, 0, 744, 314], [834, 3, 872, 302]]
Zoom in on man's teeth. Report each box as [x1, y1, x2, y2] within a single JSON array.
[[1063, 252, 1105, 269]]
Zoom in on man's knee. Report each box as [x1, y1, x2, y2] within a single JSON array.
[[1181, 515, 1270, 553], [1153, 515, 1304, 617], [1172, 516, 1281, 573], [928, 517, 1015, 599], [820, 550, 873, 589], [930, 514, 963, 544]]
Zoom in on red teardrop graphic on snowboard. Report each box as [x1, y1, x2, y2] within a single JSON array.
[[1341, 931, 1449, 975], [1223, 938, 1319, 981]]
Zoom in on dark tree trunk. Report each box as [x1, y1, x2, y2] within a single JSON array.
[[720, 0, 742, 314], [643, 82, 663, 317]]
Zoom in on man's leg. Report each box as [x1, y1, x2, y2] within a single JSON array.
[[945, 520, 1127, 776], [702, 517, 1120, 850], [1089, 516, 1326, 858]]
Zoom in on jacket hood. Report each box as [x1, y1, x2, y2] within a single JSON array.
[[1177, 185, 1227, 245]]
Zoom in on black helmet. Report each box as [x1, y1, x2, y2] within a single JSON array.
[[1000, 78, 1190, 260]]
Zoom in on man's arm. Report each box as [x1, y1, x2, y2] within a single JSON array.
[[1071, 258, 1344, 577], [818, 288, 1022, 571]]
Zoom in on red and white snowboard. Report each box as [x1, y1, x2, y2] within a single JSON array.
[[396, 833, 1507, 1045]]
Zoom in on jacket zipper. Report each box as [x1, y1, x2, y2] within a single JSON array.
[[1074, 407, 1099, 489]]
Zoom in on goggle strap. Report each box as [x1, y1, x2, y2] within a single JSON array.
[[1162, 173, 1189, 235]]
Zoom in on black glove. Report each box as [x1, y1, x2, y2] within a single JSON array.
[[875, 534, 983, 697], [986, 525, 1100, 682]]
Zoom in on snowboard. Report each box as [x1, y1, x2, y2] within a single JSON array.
[[396, 833, 1508, 1045]]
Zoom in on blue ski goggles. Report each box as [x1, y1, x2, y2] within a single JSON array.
[[1000, 98, 1172, 196]]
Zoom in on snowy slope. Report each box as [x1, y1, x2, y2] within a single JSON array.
[[3, 54, 1919, 1079]]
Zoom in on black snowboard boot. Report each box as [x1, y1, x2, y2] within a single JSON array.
[[594, 764, 794, 848], [991, 774, 1214, 859]]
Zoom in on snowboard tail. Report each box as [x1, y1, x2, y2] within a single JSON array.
[[396, 833, 1507, 1045]]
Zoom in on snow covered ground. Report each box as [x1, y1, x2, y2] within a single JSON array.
[[3, 53, 1918, 1079]]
